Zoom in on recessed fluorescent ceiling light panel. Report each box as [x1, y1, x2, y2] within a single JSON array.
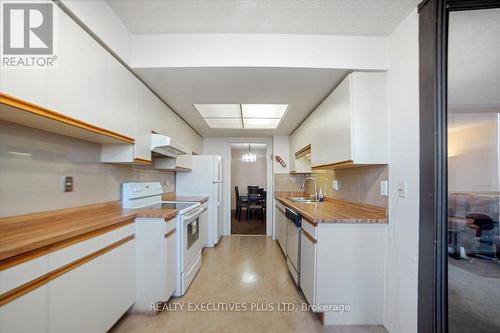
[[194, 104, 288, 129], [193, 104, 240, 118], [204, 118, 242, 128], [241, 104, 288, 118]]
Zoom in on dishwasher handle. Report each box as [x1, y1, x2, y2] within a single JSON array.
[[285, 207, 302, 228]]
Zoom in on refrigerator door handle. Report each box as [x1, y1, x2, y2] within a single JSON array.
[[217, 182, 222, 206]]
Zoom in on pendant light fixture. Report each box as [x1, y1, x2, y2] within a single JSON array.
[[241, 144, 257, 163]]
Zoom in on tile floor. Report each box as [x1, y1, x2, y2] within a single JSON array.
[[110, 236, 388, 333]]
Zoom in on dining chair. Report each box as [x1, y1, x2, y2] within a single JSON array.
[[247, 193, 263, 221], [247, 186, 259, 194], [261, 190, 267, 223], [235, 186, 248, 221]]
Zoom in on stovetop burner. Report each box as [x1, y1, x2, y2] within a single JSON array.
[[144, 201, 199, 215]]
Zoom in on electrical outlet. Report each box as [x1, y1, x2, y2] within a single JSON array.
[[332, 180, 339, 191], [398, 181, 407, 198], [63, 176, 73, 192], [380, 180, 388, 196]]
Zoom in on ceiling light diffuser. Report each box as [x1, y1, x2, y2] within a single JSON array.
[[241, 104, 288, 118], [194, 104, 241, 118], [243, 118, 281, 129], [204, 118, 242, 128], [195, 103, 288, 129]]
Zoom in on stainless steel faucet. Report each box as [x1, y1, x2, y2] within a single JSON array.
[[302, 176, 318, 201]]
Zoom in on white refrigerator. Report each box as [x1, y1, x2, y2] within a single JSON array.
[[176, 155, 223, 247]]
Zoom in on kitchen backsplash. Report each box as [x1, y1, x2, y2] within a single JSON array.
[[274, 173, 306, 192], [0, 121, 175, 217], [275, 165, 388, 208]]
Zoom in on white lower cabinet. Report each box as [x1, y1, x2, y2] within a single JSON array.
[[48, 238, 135, 333], [103, 239, 136, 331], [299, 223, 387, 326], [300, 230, 317, 305], [48, 252, 107, 333], [0, 285, 49, 333], [165, 226, 178, 298], [135, 217, 177, 312], [275, 203, 287, 255], [0, 226, 135, 333], [199, 207, 209, 249]]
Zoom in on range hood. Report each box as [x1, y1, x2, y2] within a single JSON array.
[[151, 134, 189, 158]]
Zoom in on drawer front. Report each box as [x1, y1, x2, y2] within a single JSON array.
[[49, 223, 135, 271], [275, 201, 286, 213], [0, 255, 49, 293], [301, 219, 317, 240], [165, 218, 176, 233]]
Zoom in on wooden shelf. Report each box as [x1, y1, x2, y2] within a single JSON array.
[[295, 144, 311, 159], [0, 93, 134, 144], [175, 166, 192, 172], [311, 160, 354, 170], [311, 160, 386, 171]]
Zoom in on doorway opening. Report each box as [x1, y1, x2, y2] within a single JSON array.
[[230, 143, 268, 235]]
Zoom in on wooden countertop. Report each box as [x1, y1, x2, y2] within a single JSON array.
[[162, 193, 209, 203], [275, 196, 387, 225], [0, 201, 178, 262]]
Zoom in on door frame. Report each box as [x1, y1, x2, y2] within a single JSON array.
[[417, 1, 500, 332], [225, 138, 274, 236]]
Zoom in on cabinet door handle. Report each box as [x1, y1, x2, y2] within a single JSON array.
[[164, 229, 176, 238], [301, 229, 317, 244]]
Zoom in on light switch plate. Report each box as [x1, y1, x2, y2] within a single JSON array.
[[398, 181, 407, 198], [332, 180, 339, 191], [380, 180, 388, 196], [64, 176, 73, 192]]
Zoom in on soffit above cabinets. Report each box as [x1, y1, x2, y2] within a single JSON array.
[[134, 67, 349, 137]]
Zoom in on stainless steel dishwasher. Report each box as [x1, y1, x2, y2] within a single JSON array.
[[285, 207, 301, 286]]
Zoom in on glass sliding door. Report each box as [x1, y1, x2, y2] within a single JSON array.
[[447, 7, 500, 332]]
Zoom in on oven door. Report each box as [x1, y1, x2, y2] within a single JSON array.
[[183, 209, 202, 271]]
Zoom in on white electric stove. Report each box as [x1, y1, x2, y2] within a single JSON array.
[[122, 182, 206, 309]]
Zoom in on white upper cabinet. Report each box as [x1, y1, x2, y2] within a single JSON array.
[[154, 154, 193, 171], [46, 6, 136, 138], [1, 6, 202, 157], [151, 100, 202, 155], [133, 82, 154, 161], [101, 81, 153, 164], [291, 72, 387, 170], [0, 69, 49, 110], [312, 72, 387, 168]]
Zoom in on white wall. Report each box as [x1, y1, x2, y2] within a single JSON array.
[[448, 114, 499, 192], [130, 34, 388, 70], [203, 137, 274, 236], [384, 9, 419, 333], [0, 122, 175, 217], [59, 0, 132, 63], [272, 136, 291, 174]]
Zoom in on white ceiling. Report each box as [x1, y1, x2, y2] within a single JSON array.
[[448, 8, 500, 113], [135, 67, 349, 137], [107, 0, 418, 36], [448, 113, 498, 132]]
